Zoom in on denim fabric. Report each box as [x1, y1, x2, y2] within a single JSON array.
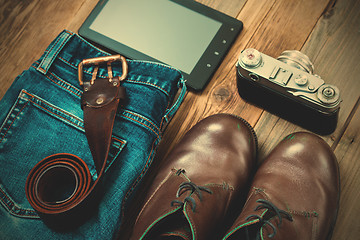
[[0, 30, 186, 239]]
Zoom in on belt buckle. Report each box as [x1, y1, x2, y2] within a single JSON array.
[[78, 55, 128, 86]]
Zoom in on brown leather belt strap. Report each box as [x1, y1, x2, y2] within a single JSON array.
[[25, 55, 127, 230]]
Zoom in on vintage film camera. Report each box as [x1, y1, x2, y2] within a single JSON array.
[[236, 48, 341, 135]]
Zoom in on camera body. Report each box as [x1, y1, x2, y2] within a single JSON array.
[[236, 48, 341, 135]]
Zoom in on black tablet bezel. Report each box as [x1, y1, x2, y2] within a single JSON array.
[[78, 0, 243, 91]]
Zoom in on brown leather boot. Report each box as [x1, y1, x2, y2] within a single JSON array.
[[223, 132, 340, 240], [130, 114, 257, 240]]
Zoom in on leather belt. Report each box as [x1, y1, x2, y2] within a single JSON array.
[[25, 55, 128, 230]]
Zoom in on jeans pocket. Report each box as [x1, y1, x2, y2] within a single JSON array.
[[0, 89, 126, 219]]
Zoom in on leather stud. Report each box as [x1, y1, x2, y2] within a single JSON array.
[[96, 97, 104, 105]]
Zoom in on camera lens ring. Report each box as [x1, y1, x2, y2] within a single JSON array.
[[277, 50, 314, 74]]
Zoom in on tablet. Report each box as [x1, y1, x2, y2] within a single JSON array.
[[79, 0, 243, 91]]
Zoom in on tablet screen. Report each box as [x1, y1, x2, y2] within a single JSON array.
[[80, 0, 243, 90], [89, 0, 222, 74]]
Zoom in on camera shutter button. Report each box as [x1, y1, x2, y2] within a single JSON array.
[[239, 48, 262, 68]]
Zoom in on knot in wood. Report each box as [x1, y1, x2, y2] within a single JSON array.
[[213, 87, 230, 102]]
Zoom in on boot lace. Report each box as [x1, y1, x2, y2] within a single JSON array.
[[245, 199, 293, 240], [171, 182, 213, 212]]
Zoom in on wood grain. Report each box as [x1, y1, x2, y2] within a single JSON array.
[[332, 99, 360, 239], [0, 0, 90, 99], [196, 0, 247, 16]]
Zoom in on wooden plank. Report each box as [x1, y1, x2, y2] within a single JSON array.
[[0, 0, 92, 100], [302, 0, 360, 144], [254, 0, 360, 160], [332, 100, 360, 239], [196, 0, 247, 16], [66, 0, 98, 31], [245, 0, 330, 56]]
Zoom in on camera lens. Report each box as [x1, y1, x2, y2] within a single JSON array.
[[277, 50, 314, 74]]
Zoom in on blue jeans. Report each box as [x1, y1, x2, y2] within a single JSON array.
[[0, 30, 186, 239]]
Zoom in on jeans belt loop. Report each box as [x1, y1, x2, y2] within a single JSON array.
[[36, 31, 73, 75], [161, 78, 187, 131]]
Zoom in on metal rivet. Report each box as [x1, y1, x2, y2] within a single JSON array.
[[113, 81, 118, 86], [96, 98, 104, 105], [322, 87, 335, 98]]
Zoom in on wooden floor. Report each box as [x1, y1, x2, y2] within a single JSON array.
[[0, 0, 359, 239]]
